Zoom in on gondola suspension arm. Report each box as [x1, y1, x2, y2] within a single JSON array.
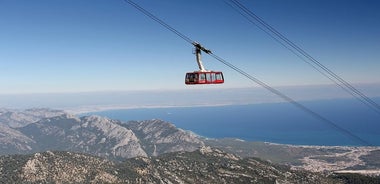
[[193, 42, 211, 72]]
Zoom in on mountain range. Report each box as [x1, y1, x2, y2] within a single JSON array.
[[0, 108, 204, 159], [0, 108, 379, 183]]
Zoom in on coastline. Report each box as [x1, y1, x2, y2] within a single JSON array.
[[63, 102, 258, 115]]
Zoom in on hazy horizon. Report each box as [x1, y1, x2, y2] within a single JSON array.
[[1, 83, 379, 114]]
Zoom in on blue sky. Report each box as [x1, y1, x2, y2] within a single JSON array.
[[1, 0, 379, 94]]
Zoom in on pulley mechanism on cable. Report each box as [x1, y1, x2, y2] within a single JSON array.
[[185, 42, 224, 85]]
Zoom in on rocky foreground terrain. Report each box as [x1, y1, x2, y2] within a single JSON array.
[[0, 147, 343, 184], [0, 108, 380, 183]]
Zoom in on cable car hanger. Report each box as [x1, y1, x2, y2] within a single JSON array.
[[185, 42, 224, 85]]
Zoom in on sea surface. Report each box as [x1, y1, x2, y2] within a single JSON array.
[[81, 98, 380, 146]]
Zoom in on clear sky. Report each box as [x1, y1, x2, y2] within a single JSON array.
[[1, 0, 379, 94]]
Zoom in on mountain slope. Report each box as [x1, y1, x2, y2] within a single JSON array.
[[0, 148, 342, 184], [0, 109, 204, 160], [123, 146, 340, 184], [0, 151, 118, 183], [19, 114, 147, 159], [0, 124, 35, 154], [125, 119, 204, 156]]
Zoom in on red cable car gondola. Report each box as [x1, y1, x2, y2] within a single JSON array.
[[185, 71, 224, 84], [185, 42, 224, 85]]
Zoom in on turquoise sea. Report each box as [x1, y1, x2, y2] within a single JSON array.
[[81, 97, 380, 146]]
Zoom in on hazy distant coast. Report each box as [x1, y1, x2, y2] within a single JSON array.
[[2, 84, 378, 114], [64, 103, 250, 114]]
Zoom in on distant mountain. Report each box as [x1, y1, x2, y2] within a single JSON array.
[[0, 108, 64, 155], [0, 148, 342, 184], [0, 108, 65, 128], [19, 114, 147, 159], [0, 109, 204, 159]]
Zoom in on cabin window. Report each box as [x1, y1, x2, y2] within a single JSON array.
[[215, 73, 223, 80], [199, 73, 206, 80], [211, 73, 216, 82], [206, 73, 211, 82]]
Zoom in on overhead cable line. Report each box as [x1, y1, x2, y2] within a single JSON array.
[[123, 0, 193, 45], [224, 1, 371, 111], [123, 0, 370, 146], [227, 0, 380, 115]]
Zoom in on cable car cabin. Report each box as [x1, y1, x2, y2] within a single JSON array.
[[185, 71, 224, 85]]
